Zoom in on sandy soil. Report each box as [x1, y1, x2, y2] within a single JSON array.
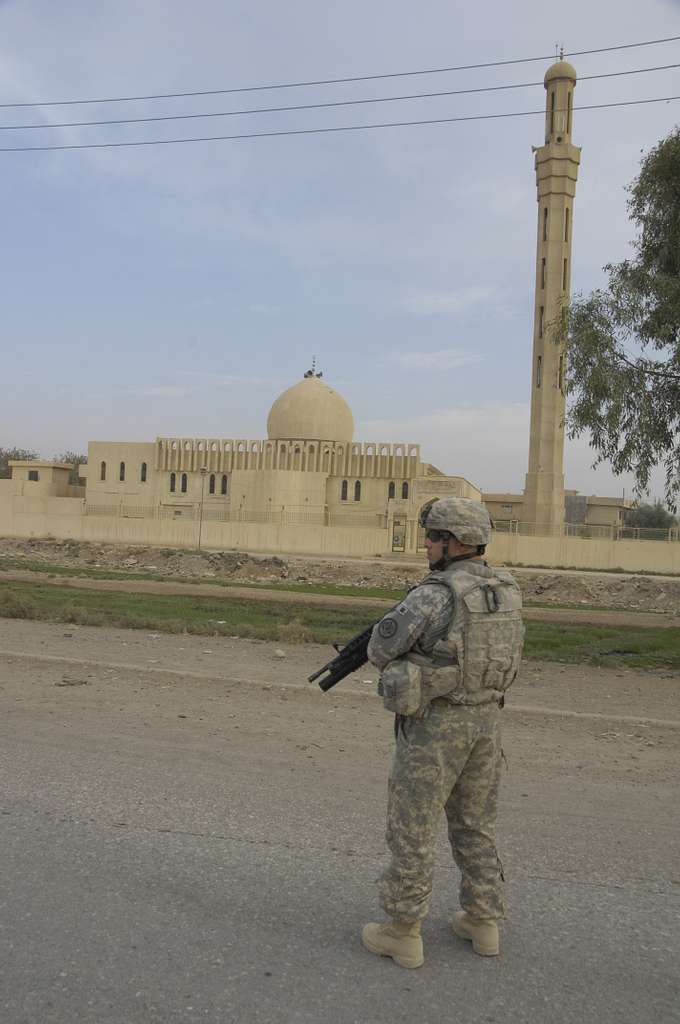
[[2, 616, 678, 725]]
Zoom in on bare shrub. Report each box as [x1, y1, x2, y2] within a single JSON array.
[[276, 618, 310, 644], [0, 593, 36, 619]]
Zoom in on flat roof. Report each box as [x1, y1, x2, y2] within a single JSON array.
[[9, 461, 74, 469]]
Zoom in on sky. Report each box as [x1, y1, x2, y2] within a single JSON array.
[[1, 0, 679, 501]]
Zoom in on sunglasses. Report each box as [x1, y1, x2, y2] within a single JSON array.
[[425, 529, 450, 543]]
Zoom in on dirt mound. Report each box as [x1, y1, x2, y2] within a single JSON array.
[[2, 537, 680, 615]]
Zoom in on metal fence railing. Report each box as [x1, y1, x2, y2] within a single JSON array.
[[492, 520, 680, 543], [84, 502, 387, 531], [84, 503, 677, 544]]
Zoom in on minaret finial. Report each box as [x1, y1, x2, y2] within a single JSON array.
[[311, 354, 316, 374], [559, 44, 565, 60]]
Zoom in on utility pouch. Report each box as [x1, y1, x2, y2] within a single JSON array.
[[420, 664, 461, 702], [378, 659, 422, 716]]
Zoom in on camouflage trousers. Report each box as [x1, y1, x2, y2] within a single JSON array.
[[379, 700, 505, 923]]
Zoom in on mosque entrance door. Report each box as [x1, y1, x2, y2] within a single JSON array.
[[391, 518, 406, 552]]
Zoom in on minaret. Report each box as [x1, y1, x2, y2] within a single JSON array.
[[523, 59, 581, 530]]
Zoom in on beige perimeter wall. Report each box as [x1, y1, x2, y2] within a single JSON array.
[[0, 494, 387, 558], [1, 492, 679, 573]]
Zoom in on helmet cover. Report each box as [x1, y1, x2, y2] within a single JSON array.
[[420, 496, 492, 546]]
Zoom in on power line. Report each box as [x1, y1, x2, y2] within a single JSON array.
[[3, 63, 677, 132], [1, 95, 677, 153], [1, 34, 678, 110]]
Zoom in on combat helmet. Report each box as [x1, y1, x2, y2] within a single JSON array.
[[419, 496, 492, 547]]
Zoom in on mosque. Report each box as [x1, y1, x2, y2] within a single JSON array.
[[5, 59, 675, 574]]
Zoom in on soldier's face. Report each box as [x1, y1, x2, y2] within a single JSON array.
[[425, 534, 445, 566]]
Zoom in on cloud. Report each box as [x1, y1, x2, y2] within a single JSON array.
[[177, 371, 283, 388], [357, 402, 530, 491], [394, 348, 484, 370], [119, 385, 190, 399], [248, 303, 280, 315], [401, 286, 498, 316], [358, 401, 670, 500]]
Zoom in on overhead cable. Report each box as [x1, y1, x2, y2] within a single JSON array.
[[0, 34, 678, 109], [2, 62, 677, 132], [1, 94, 678, 153]]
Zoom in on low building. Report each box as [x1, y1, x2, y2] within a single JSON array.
[[5, 461, 83, 499]]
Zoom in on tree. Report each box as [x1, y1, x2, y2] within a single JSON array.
[[624, 501, 677, 530], [55, 451, 88, 486], [560, 126, 680, 508], [0, 447, 39, 479]]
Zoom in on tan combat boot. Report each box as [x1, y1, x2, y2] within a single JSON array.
[[451, 911, 500, 956], [361, 919, 424, 969]]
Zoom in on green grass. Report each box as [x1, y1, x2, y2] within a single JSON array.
[[0, 555, 406, 600], [1, 556, 677, 616], [522, 620, 680, 669], [1, 579, 679, 669], [0, 580, 372, 645]]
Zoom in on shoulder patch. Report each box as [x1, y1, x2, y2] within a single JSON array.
[[378, 617, 398, 638]]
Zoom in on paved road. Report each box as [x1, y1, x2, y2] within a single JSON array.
[[0, 621, 678, 1024]]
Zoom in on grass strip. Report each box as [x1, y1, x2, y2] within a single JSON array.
[[0, 556, 406, 601], [1, 580, 679, 670], [2, 557, 676, 616]]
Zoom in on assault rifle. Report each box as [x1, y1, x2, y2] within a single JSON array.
[[308, 621, 378, 692], [309, 596, 405, 692]]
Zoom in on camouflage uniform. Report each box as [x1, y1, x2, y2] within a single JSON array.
[[367, 567, 506, 923]]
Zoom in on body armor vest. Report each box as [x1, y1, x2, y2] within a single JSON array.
[[412, 560, 525, 708]]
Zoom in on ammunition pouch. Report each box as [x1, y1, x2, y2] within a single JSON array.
[[378, 659, 422, 716]]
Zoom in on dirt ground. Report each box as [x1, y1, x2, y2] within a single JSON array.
[[2, 615, 678, 727], [2, 536, 680, 615]]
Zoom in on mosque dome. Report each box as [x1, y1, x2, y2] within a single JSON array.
[[267, 371, 354, 443], [544, 60, 577, 85]]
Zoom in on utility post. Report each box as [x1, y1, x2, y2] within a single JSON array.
[[197, 467, 208, 551]]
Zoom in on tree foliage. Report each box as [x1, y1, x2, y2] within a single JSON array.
[[0, 447, 39, 479], [624, 501, 677, 530], [561, 126, 680, 508], [55, 451, 88, 485]]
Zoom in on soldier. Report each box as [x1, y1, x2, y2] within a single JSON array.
[[361, 497, 524, 969]]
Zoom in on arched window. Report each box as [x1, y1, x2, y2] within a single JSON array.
[[401, 481, 409, 499], [119, 462, 126, 482], [354, 481, 361, 502], [550, 89, 555, 134], [221, 474, 228, 496], [170, 472, 176, 493], [100, 461, 106, 481], [181, 473, 188, 493], [209, 474, 216, 495], [140, 462, 147, 483], [388, 482, 396, 499], [341, 480, 348, 501]]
